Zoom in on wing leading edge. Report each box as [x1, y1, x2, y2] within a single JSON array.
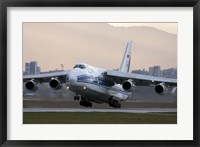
[[104, 70, 177, 86], [23, 71, 69, 83]]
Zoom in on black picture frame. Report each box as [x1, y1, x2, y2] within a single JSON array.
[[0, 0, 199, 146]]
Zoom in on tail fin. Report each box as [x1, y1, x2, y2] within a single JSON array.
[[119, 41, 132, 73]]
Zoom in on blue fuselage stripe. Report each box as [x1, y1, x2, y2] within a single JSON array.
[[77, 75, 114, 87], [76, 75, 129, 95]]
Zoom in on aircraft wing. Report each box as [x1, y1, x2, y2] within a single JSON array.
[[104, 70, 177, 86], [23, 71, 69, 83]]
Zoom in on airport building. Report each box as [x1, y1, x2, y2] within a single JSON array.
[[162, 68, 177, 79], [25, 63, 30, 75], [24, 60, 66, 75], [24, 61, 41, 75], [37, 66, 41, 74], [132, 66, 177, 79], [149, 66, 162, 77]]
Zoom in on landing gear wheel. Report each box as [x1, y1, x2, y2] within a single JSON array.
[[80, 101, 83, 105], [117, 103, 121, 108], [109, 99, 121, 108], [80, 101, 92, 107], [74, 96, 80, 101], [88, 102, 92, 107]]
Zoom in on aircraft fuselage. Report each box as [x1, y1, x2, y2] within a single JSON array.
[[65, 63, 131, 103]]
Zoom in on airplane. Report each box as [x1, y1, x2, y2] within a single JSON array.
[[23, 41, 177, 108]]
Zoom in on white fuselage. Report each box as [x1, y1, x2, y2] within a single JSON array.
[[65, 63, 131, 103]]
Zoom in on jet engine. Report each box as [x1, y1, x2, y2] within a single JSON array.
[[155, 83, 168, 94], [122, 79, 133, 91], [171, 87, 177, 95], [25, 80, 38, 91], [49, 78, 62, 90]]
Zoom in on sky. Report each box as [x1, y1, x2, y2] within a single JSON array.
[[23, 23, 177, 71]]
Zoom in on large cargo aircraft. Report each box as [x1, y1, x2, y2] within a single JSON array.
[[23, 41, 177, 108]]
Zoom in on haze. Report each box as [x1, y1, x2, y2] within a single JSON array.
[[23, 23, 177, 71], [109, 23, 177, 34]]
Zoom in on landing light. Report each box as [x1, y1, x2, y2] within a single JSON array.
[[66, 86, 69, 89], [83, 87, 86, 90]]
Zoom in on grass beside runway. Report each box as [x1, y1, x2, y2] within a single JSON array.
[[23, 112, 177, 124]]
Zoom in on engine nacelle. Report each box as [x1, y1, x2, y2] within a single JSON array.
[[25, 80, 38, 91], [155, 83, 168, 94], [122, 79, 133, 91], [49, 78, 62, 90], [171, 87, 177, 95]]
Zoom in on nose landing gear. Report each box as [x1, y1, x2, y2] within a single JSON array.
[[74, 95, 80, 101]]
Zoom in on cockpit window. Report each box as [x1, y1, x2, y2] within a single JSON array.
[[73, 64, 86, 69]]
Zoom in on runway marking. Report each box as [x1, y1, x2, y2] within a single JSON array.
[[23, 108, 177, 113]]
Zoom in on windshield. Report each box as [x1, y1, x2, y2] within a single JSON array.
[[73, 64, 86, 69]]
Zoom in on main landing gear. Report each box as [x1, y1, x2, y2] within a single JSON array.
[[74, 95, 92, 107], [80, 100, 92, 107], [109, 99, 121, 108]]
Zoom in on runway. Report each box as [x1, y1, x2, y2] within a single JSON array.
[[23, 108, 177, 113]]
